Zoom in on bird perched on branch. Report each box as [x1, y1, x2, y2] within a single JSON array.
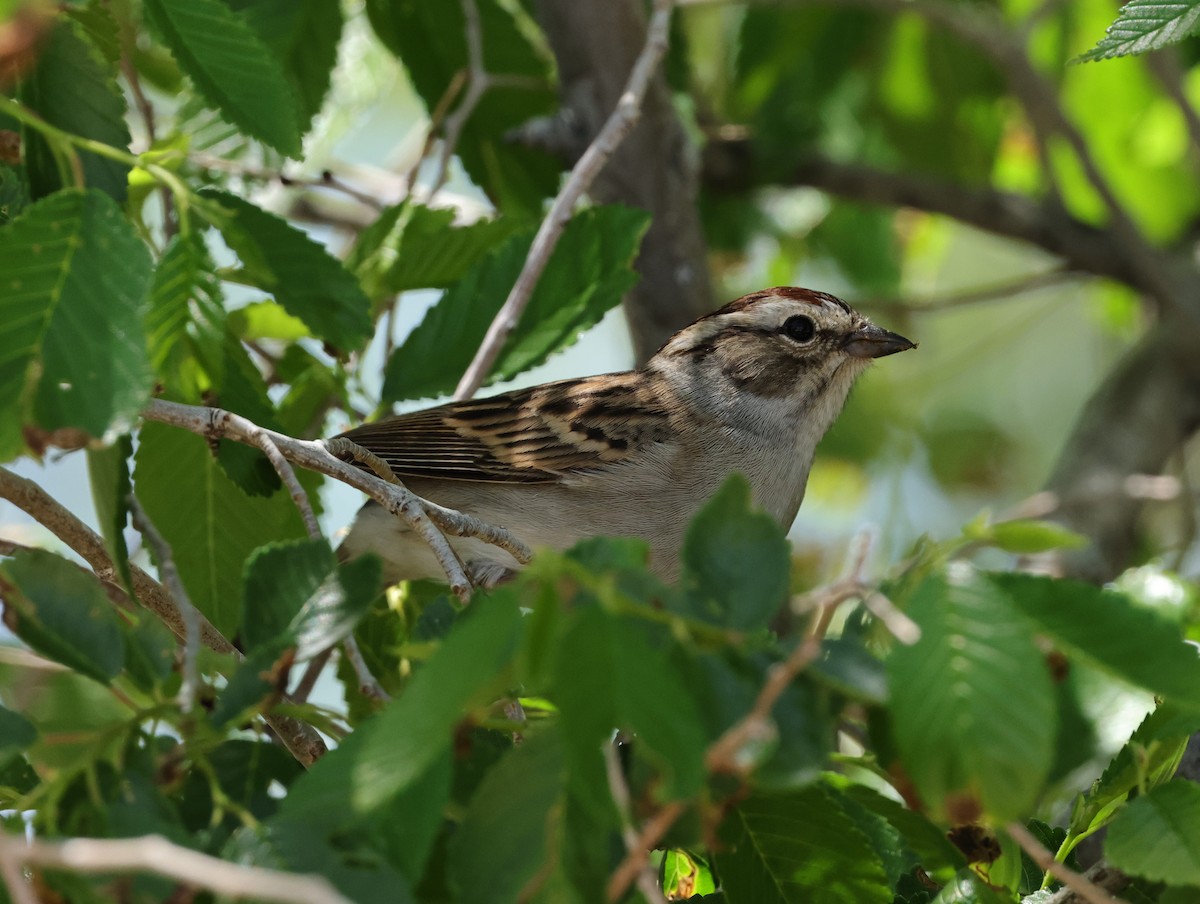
[[335, 287, 914, 587]]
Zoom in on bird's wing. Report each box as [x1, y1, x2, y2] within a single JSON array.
[[332, 373, 673, 483]]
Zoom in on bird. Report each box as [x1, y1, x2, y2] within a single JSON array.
[[334, 287, 914, 587]]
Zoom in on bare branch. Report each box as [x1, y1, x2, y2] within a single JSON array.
[[0, 833, 37, 904], [428, 0, 488, 198], [129, 495, 201, 715], [534, 0, 716, 360], [1045, 863, 1132, 904], [3, 832, 350, 904], [0, 465, 230, 653], [342, 635, 390, 702], [603, 744, 668, 904], [143, 400, 532, 601], [855, 267, 1079, 314], [0, 466, 328, 767], [453, 0, 677, 400], [1006, 822, 1124, 904], [605, 800, 686, 903], [1043, 326, 1200, 580]]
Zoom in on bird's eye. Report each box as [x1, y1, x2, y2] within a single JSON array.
[[781, 315, 816, 343]]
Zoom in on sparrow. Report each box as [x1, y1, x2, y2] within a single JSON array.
[[334, 287, 914, 587]]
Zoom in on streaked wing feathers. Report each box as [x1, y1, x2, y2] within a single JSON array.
[[333, 373, 672, 483]]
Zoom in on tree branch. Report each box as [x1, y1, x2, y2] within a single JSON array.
[[528, 0, 716, 364], [1043, 325, 1200, 581], [0, 466, 328, 767], [1006, 822, 1123, 904], [142, 399, 532, 600], [0, 831, 350, 904], [454, 0, 678, 399], [129, 496, 202, 715]]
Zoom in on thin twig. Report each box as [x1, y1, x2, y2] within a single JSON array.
[[0, 833, 36, 904], [342, 636, 390, 702], [128, 496, 201, 715], [854, 267, 1077, 314], [6, 832, 350, 904], [247, 426, 321, 540], [192, 155, 385, 211], [452, 0, 676, 401], [428, 0, 488, 198], [324, 435, 532, 565], [1006, 822, 1124, 904], [0, 467, 328, 767], [603, 744, 668, 904], [606, 801, 686, 903], [705, 635, 825, 777], [144, 401, 531, 602], [792, 532, 921, 645], [245, 418, 390, 702], [292, 648, 334, 704]]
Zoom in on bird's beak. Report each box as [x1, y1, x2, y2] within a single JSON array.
[[843, 324, 916, 359]]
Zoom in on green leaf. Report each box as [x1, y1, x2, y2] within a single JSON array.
[[20, 21, 131, 202], [211, 643, 286, 727], [448, 730, 565, 903], [1077, 0, 1200, 62], [1107, 782, 1200, 885], [680, 474, 791, 631], [143, 0, 302, 155], [1069, 703, 1200, 840], [86, 434, 134, 598], [242, 539, 336, 653], [683, 649, 831, 789], [242, 539, 380, 661], [228, 301, 309, 341], [984, 520, 1088, 555], [0, 754, 40, 806], [201, 191, 372, 353], [555, 605, 707, 815], [382, 205, 650, 402], [133, 422, 306, 636], [810, 637, 888, 704], [227, 0, 343, 131], [0, 705, 36, 759], [0, 548, 124, 683], [283, 590, 522, 817], [365, 0, 557, 214], [348, 203, 527, 301], [0, 189, 152, 458], [714, 786, 892, 904], [887, 566, 1056, 822], [993, 573, 1200, 706], [122, 615, 176, 693], [837, 780, 965, 878], [233, 820, 415, 904], [930, 869, 1011, 903], [145, 234, 226, 400]]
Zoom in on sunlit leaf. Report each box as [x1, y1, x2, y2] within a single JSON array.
[[1077, 0, 1200, 62]]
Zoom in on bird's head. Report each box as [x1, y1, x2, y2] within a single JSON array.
[[650, 286, 915, 434]]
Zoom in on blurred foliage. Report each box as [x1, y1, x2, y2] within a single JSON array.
[[2, 0, 1200, 901]]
